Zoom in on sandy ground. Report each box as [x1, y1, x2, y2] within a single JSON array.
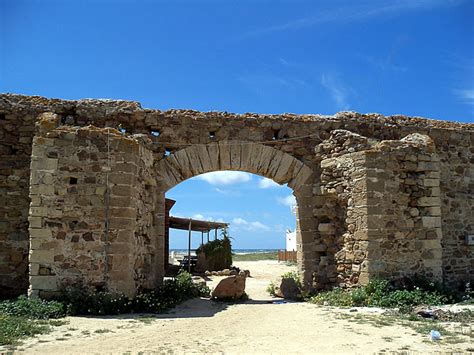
[[4, 260, 473, 354]]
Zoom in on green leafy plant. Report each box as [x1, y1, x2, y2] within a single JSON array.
[[196, 230, 232, 270], [0, 295, 65, 319], [0, 296, 67, 346], [56, 270, 210, 316], [266, 282, 277, 297], [310, 278, 455, 311], [0, 314, 51, 346], [281, 271, 302, 290], [267, 270, 303, 298]]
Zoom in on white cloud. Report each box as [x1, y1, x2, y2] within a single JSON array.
[[258, 177, 282, 189], [231, 217, 270, 231], [454, 89, 474, 105], [249, 221, 270, 231], [232, 217, 248, 225], [277, 194, 296, 207], [195, 171, 251, 186], [191, 213, 224, 223]]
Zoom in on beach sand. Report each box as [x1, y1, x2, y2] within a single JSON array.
[[7, 260, 473, 354]]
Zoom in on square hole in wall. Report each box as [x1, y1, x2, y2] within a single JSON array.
[[69, 177, 78, 185]]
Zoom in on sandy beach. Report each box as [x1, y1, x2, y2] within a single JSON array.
[[6, 260, 473, 354]]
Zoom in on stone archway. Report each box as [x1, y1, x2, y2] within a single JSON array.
[[153, 142, 316, 287], [16, 97, 464, 300]]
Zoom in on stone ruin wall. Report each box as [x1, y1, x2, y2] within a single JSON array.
[[318, 135, 444, 287], [27, 114, 161, 297], [0, 94, 472, 297]]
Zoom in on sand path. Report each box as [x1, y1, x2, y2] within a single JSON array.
[[6, 260, 473, 354]]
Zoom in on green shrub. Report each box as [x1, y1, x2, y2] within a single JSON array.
[[0, 295, 65, 319], [59, 288, 132, 316], [310, 278, 454, 311], [197, 232, 232, 270], [57, 271, 210, 316]]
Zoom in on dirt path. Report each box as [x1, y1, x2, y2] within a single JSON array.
[[7, 260, 473, 354]]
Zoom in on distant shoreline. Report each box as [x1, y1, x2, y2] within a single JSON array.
[[170, 248, 280, 256]]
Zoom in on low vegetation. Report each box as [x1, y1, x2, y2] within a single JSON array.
[[59, 271, 210, 315], [0, 296, 66, 346], [197, 231, 232, 270], [232, 251, 278, 261], [310, 278, 459, 312], [0, 271, 209, 346], [267, 270, 302, 297]]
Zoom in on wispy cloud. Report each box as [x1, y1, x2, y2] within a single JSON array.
[[360, 35, 410, 73], [454, 89, 474, 105], [279, 58, 290, 66], [277, 194, 296, 207], [195, 171, 251, 186], [232, 217, 270, 231], [258, 177, 282, 189], [215, 188, 241, 196], [192, 213, 225, 223], [244, 0, 465, 37], [320, 73, 352, 110], [237, 73, 308, 96]]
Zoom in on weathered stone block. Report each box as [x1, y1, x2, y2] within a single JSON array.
[[29, 249, 54, 263], [417, 197, 440, 207], [29, 228, 52, 239], [422, 217, 441, 228], [318, 223, 334, 233], [423, 178, 439, 187], [30, 275, 57, 290], [31, 157, 58, 171]]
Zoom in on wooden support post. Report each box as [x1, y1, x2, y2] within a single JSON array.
[[214, 228, 217, 240], [188, 220, 192, 273], [201, 231, 204, 245], [207, 231, 210, 243]]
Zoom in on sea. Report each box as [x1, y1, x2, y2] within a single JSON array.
[[170, 248, 278, 255]]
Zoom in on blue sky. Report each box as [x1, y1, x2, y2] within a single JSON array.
[[1, 0, 473, 249], [167, 172, 295, 250]]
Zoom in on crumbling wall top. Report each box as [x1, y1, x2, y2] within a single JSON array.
[[1, 93, 472, 132]]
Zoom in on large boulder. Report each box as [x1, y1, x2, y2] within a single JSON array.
[[275, 277, 301, 300], [211, 276, 246, 300]]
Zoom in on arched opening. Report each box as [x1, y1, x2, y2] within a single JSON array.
[[154, 142, 316, 289], [163, 170, 299, 298]]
